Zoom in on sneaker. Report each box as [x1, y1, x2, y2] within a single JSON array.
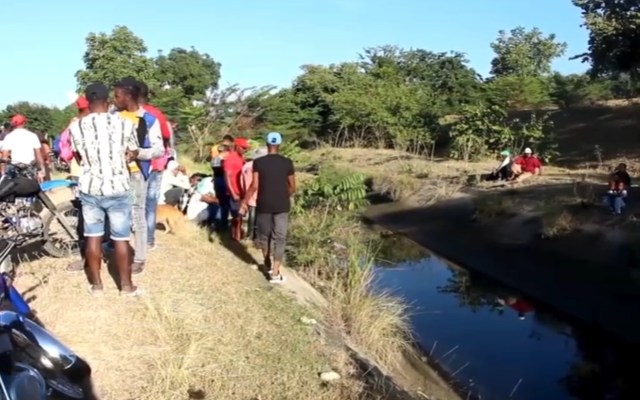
[[66, 259, 85, 273], [120, 286, 145, 297], [87, 284, 104, 297], [132, 262, 145, 275], [269, 274, 285, 284], [147, 243, 157, 251]]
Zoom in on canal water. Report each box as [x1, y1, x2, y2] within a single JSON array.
[[373, 233, 638, 400]]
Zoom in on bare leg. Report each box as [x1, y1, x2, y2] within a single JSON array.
[[113, 240, 135, 292], [84, 237, 102, 291]]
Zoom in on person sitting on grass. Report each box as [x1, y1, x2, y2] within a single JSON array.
[[606, 163, 631, 215], [159, 160, 190, 206], [185, 173, 218, 224], [484, 149, 512, 181], [511, 147, 542, 183]]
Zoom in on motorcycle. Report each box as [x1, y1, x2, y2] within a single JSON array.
[[0, 238, 92, 399], [49, 151, 70, 174], [0, 162, 81, 258]]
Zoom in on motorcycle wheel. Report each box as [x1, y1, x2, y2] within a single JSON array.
[[42, 202, 82, 258]]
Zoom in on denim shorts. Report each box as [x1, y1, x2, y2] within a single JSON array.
[[79, 192, 132, 241]]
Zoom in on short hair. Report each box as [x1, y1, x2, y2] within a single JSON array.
[[138, 81, 149, 100], [114, 77, 142, 99], [2, 122, 11, 130], [222, 134, 234, 142]]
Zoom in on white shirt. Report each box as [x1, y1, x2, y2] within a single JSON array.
[[496, 155, 511, 171], [186, 177, 214, 222], [69, 113, 138, 196], [159, 170, 191, 204], [2, 128, 41, 165]]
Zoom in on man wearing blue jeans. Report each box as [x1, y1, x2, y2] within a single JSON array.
[[67, 83, 141, 296], [113, 78, 164, 274]]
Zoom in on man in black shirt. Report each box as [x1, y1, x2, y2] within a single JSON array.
[[240, 132, 295, 283]]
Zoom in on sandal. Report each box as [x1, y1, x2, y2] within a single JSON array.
[[87, 285, 104, 297]]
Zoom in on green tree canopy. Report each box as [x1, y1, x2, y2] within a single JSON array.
[[573, 0, 640, 78], [155, 47, 221, 100], [490, 26, 568, 77], [75, 25, 157, 89], [0, 102, 54, 134]]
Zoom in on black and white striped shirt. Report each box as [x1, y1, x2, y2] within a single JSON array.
[[69, 113, 139, 196]]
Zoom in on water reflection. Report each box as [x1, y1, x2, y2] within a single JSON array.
[[372, 233, 640, 400]]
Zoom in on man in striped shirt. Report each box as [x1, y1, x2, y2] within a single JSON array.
[[68, 83, 142, 296]]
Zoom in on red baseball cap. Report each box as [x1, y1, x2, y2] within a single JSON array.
[[234, 137, 250, 149], [10, 114, 27, 127], [75, 96, 89, 110]]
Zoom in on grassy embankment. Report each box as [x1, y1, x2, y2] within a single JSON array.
[[308, 103, 640, 240], [26, 154, 456, 399]]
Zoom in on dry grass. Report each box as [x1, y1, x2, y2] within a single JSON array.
[[15, 224, 370, 400], [323, 242, 412, 369], [541, 208, 579, 238], [307, 147, 491, 203]]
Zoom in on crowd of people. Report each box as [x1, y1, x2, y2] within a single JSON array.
[[0, 77, 296, 295]]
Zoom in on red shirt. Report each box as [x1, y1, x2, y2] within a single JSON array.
[[514, 155, 542, 173], [508, 299, 534, 315], [223, 151, 245, 197], [143, 104, 172, 171], [142, 104, 171, 140]]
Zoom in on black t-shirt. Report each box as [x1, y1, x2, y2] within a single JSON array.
[[612, 170, 631, 187], [253, 154, 294, 213]]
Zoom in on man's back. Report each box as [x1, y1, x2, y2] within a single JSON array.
[[69, 113, 138, 197], [3, 128, 41, 164], [253, 154, 294, 214]]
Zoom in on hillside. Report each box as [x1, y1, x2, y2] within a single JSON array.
[[515, 104, 640, 168]]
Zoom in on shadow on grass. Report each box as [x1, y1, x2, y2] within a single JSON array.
[[206, 225, 262, 277]]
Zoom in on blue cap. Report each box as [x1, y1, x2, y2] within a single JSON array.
[[266, 131, 282, 145]]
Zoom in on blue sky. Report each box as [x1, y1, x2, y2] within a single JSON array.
[[0, 0, 588, 108]]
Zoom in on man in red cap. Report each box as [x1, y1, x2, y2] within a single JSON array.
[[0, 114, 46, 181], [223, 137, 250, 241]]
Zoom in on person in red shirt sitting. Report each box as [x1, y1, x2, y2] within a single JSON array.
[[511, 147, 542, 183], [223, 137, 250, 241]]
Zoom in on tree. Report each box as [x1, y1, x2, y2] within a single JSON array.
[[573, 0, 640, 78], [75, 26, 157, 89], [0, 102, 54, 134], [486, 75, 552, 110], [155, 47, 221, 100], [360, 46, 484, 113], [490, 27, 568, 77]]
